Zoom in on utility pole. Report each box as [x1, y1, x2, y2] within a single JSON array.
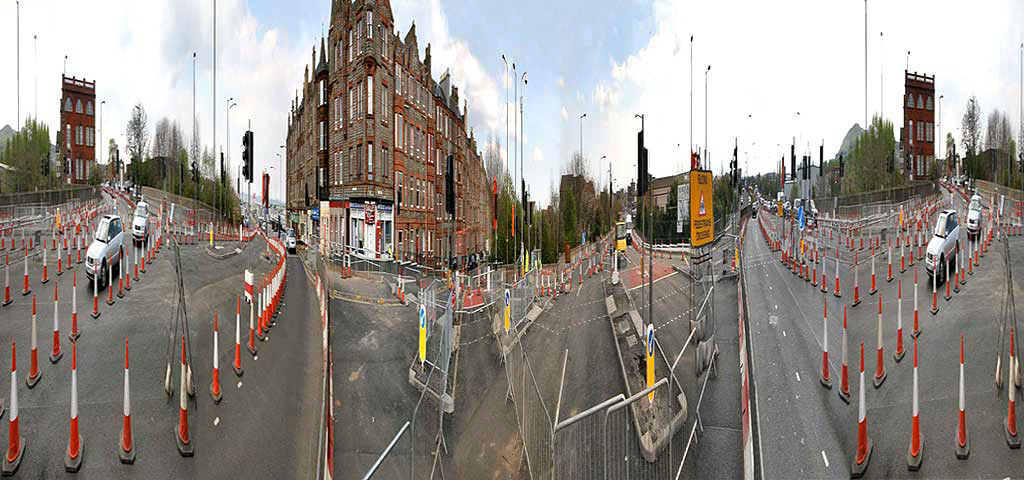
[[213, 0, 217, 217]]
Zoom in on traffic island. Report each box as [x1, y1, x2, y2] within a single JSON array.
[[606, 281, 688, 463]]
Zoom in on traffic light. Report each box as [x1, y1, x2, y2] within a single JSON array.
[[241, 133, 250, 181], [790, 144, 796, 180], [731, 143, 738, 185], [445, 154, 455, 216], [819, 144, 824, 170], [637, 130, 648, 196], [521, 179, 527, 219]]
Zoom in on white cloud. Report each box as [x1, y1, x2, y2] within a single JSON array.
[[556, 76, 565, 89], [560, 106, 568, 121], [532, 146, 545, 165]]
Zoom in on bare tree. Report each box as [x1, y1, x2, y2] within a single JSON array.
[[126, 102, 149, 183], [961, 96, 982, 157]]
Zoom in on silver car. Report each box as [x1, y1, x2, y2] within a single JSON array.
[[925, 209, 960, 284], [86, 215, 125, 288], [131, 201, 150, 246], [966, 195, 983, 241]]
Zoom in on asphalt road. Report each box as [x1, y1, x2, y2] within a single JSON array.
[[0, 191, 323, 478], [745, 192, 1024, 479]]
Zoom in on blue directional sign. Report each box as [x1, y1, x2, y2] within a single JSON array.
[[798, 206, 805, 231]]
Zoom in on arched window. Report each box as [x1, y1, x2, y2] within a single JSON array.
[[76, 99, 83, 114], [925, 96, 932, 111], [86, 101, 93, 116], [917, 95, 923, 109], [906, 95, 913, 108], [65, 98, 72, 112]]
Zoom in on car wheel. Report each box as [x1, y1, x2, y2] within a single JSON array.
[[101, 260, 108, 289], [939, 255, 946, 285]]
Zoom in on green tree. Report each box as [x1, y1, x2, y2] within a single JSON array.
[[0, 118, 54, 193], [842, 115, 900, 194]]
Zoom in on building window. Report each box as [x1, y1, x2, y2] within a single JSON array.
[[926, 96, 933, 111], [86, 101, 93, 116], [394, 113, 399, 148], [319, 80, 326, 106], [65, 98, 72, 112], [398, 172, 403, 206], [336, 97, 341, 129], [349, 147, 355, 178], [348, 29, 353, 62], [382, 147, 389, 179], [396, 65, 402, 96], [367, 75, 374, 116], [357, 144, 363, 175], [319, 121, 325, 151], [65, 124, 71, 149], [367, 11, 373, 39], [917, 95, 923, 109], [76, 100, 83, 114], [367, 143, 374, 180]]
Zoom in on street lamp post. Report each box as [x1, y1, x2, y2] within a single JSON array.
[[501, 54, 509, 264], [705, 65, 710, 165], [100, 100, 105, 184], [225, 98, 237, 216]]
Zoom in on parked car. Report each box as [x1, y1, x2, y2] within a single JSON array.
[[286, 228, 297, 254], [966, 194, 984, 241], [131, 200, 150, 246], [926, 209, 960, 284], [86, 215, 125, 288]]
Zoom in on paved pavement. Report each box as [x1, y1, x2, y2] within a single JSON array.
[[0, 191, 323, 478], [745, 191, 1024, 478]]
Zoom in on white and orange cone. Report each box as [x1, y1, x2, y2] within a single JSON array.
[[50, 283, 63, 364], [91, 271, 100, 319], [838, 305, 850, 404], [248, 291, 257, 356], [955, 334, 969, 459], [70, 272, 79, 341], [106, 262, 115, 306], [0, 341, 22, 475], [887, 245, 893, 282], [233, 296, 243, 376], [894, 280, 905, 362], [21, 251, 30, 296], [120, 339, 135, 464], [851, 342, 873, 478], [930, 266, 939, 316], [834, 252, 841, 298], [820, 297, 831, 389], [874, 294, 886, 388], [210, 313, 222, 404], [907, 336, 923, 470], [1008, 329, 1021, 449], [64, 342, 83, 472], [3, 256, 11, 306], [869, 251, 877, 295], [176, 336, 193, 456], [852, 252, 861, 306], [26, 295, 40, 389], [913, 267, 921, 337]]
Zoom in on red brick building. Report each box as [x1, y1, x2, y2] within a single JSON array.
[[902, 71, 935, 181], [60, 75, 97, 184], [285, 0, 492, 267]]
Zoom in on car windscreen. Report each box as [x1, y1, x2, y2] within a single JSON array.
[[933, 215, 947, 237], [95, 219, 110, 242], [133, 205, 148, 223], [969, 198, 981, 211]]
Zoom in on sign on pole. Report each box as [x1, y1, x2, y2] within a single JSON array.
[[798, 206, 805, 231], [503, 289, 511, 334], [689, 170, 714, 247], [646, 324, 656, 403], [418, 304, 427, 364]]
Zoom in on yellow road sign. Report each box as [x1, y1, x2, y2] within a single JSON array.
[[690, 170, 714, 247], [418, 304, 427, 363], [646, 324, 655, 403]]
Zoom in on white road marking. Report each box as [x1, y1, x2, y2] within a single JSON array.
[[213, 417, 220, 426], [795, 372, 801, 382], [821, 450, 829, 468], [782, 330, 786, 337], [237, 381, 243, 389]]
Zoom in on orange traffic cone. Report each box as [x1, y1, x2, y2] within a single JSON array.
[[91, 273, 100, 319], [907, 336, 923, 470], [1, 341, 23, 475], [107, 263, 115, 307], [64, 342, 83, 472], [853, 252, 861, 306], [3, 256, 11, 306], [887, 246, 893, 282], [956, 334, 969, 459], [70, 272, 79, 341], [27, 295, 40, 389], [874, 294, 886, 388], [913, 268, 921, 337], [50, 283, 62, 364], [819, 296, 831, 388], [211, 313, 222, 403], [1008, 329, 1021, 449], [120, 339, 135, 464], [41, 248, 49, 285], [851, 342, 873, 478], [233, 297, 243, 376], [869, 252, 876, 295], [175, 336, 193, 456], [838, 305, 850, 404], [895, 280, 905, 362], [247, 294, 257, 356], [21, 252, 30, 296]]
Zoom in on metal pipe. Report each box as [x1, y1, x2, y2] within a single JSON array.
[[362, 421, 410, 480]]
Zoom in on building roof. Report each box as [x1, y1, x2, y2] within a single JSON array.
[[315, 36, 328, 76], [650, 172, 688, 192]]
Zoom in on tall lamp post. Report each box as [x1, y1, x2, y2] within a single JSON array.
[[100, 100, 105, 184], [225, 99, 237, 215], [501, 53, 509, 264], [704, 65, 711, 166]]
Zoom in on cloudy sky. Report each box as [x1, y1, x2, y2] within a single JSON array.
[[1, 0, 1022, 203]]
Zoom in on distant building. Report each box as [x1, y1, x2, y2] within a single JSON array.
[[902, 71, 935, 181], [59, 75, 97, 184]]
